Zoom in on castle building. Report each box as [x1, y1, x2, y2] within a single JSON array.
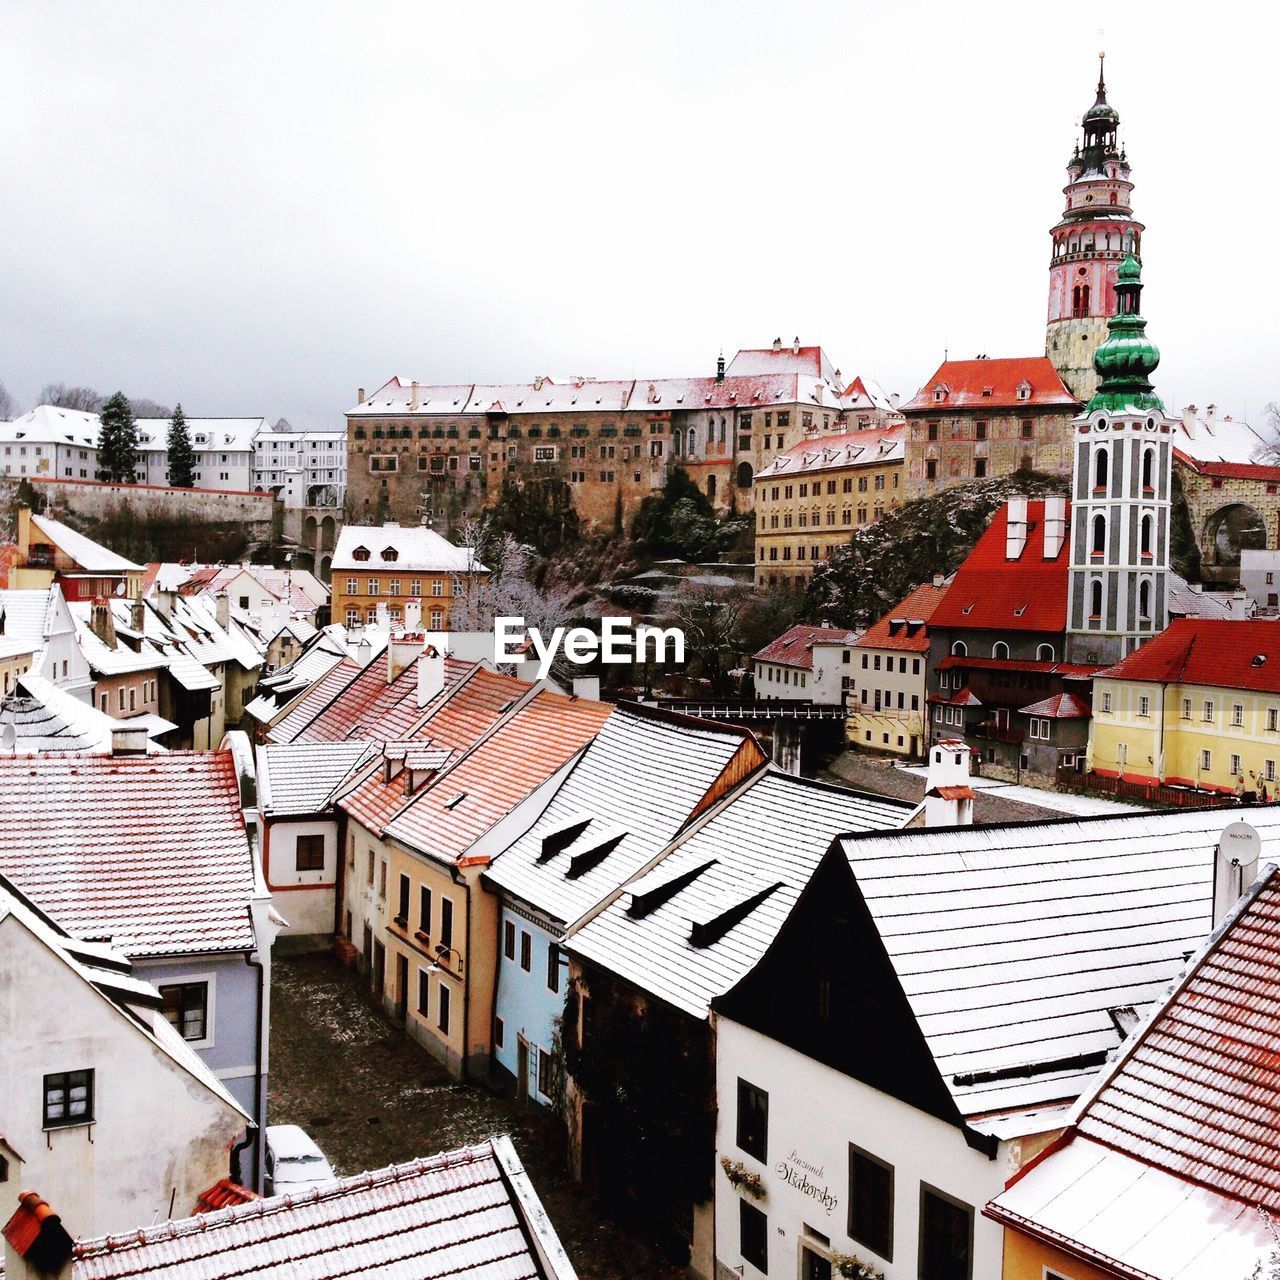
[[1046, 55, 1144, 403], [1065, 254, 1174, 665]]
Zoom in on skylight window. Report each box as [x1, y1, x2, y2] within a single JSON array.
[[625, 859, 717, 919], [444, 792, 467, 809], [687, 879, 782, 949]]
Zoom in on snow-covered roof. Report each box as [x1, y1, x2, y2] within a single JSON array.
[[134, 417, 267, 454], [68, 602, 169, 676], [64, 1136, 575, 1280], [0, 404, 100, 448], [332, 524, 487, 574], [30, 512, 141, 572], [755, 426, 905, 480], [258, 740, 375, 817], [1168, 573, 1234, 620], [485, 707, 762, 928], [565, 770, 915, 1019], [834, 805, 1280, 1125], [0, 587, 61, 645], [1171, 409, 1271, 466], [0, 672, 168, 754]]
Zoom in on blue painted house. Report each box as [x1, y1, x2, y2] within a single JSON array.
[[483, 705, 767, 1105]]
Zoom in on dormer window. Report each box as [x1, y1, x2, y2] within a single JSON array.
[[352, 545, 371, 562], [194, 434, 208, 444], [1016, 381, 1032, 401], [381, 547, 399, 562], [932, 385, 949, 403]]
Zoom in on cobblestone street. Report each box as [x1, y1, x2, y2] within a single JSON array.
[[270, 951, 683, 1280]]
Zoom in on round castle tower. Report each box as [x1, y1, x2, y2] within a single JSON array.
[[1046, 56, 1145, 403]]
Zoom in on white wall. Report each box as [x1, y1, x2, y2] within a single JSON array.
[[264, 817, 340, 937], [0, 914, 244, 1240], [714, 1018, 1018, 1280]]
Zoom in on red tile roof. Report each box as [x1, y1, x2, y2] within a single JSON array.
[[752, 624, 857, 671], [339, 666, 534, 836], [929, 500, 1071, 633], [902, 356, 1078, 413], [1018, 691, 1092, 718], [1096, 618, 1280, 694], [938, 655, 1101, 678], [856, 580, 951, 653], [383, 690, 612, 864], [195, 1179, 258, 1213], [0, 751, 257, 956], [1174, 452, 1280, 481], [265, 658, 363, 741], [1075, 868, 1280, 1208]]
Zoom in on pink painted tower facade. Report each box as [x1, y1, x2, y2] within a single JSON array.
[[1046, 56, 1144, 402]]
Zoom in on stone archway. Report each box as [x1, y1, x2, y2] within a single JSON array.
[[320, 515, 336, 553], [736, 461, 753, 489], [303, 515, 318, 546], [1205, 503, 1267, 567]]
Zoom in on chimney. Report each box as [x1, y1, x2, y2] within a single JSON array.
[[404, 599, 423, 631], [155, 588, 175, 620], [387, 632, 421, 683], [357, 387, 366, 405], [932, 572, 945, 589], [3, 1191, 74, 1280], [1205, 403, 1218, 433], [1006, 496, 1028, 560], [417, 639, 446, 707], [772, 337, 782, 352], [716, 352, 725, 384], [792, 335, 801, 355], [410, 380, 420, 411], [89, 596, 116, 648], [1181, 404, 1197, 438], [572, 676, 601, 701], [889, 391, 900, 412], [214, 592, 230, 630], [1213, 820, 1260, 925], [130, 595, 145, 633], [111, 724, 150, 756], [16, 507, 32, 559], [924, 740, 975, 827], [1043, 495, 1067, 559], [375, 601, 390, 630], [355, 636, 373, 667]]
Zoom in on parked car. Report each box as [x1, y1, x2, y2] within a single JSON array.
[[264, 1124, 336, 1196]]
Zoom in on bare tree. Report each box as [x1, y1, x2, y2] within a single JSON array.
[[671, 581, 747, 697], [0, 381, 17, 421], [1256, 402, 1280, 464], [130, 397, 173, 420], [38, 383, 103, 413]]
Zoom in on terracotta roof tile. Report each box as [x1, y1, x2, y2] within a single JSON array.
[[752, 624, 858, 671], [903, 356, 1078, 412], [856, 580, 951, 652], [1096, 618, 1280, 695], [0, 751, 257, 956]]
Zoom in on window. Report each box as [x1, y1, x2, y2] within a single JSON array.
[[991, 641, 1009, 660], [1090, 578, 1103, 619], [919, 1185, 973, 1280], [520, 930, 532, 972], [1232, 703, 1244, 727], [1269, 708, 1279, 732], [419, 884, 432, 933], [437, 982, 451, 1033], [494, 1015, 504, 1047], [503, 919, 516, 960], [160, 982, 208, 1042], [1138, 695, 1151, 718], [43, 1069, 94, 1128], [1201, 748, 1212, 771], [396, 873, 410, 924], [1036, 643, 1055, 662], [1100, 690, 1113, 713], [295, 833, 325, 872], [848, 1145, 894, 1261], [537, 1047, 554, 1099], [440, 897, 454, 947], [1231, 753, 1243, 776], [418, 970, 429, 1014], [739, 1200, 768, 1274], [1203, 700, 1215, 723], [1029, 717, 1051, 740], [736, 1079, 768, 1160], [547, 941, 561, 993], [1267, 760, 1277, 783]]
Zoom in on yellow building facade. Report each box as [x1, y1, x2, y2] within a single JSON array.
[[753, 427, 905, 590]]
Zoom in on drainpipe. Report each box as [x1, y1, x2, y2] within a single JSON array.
[[234, 947, 265, 1191], [1156, 681, 1168, 784], [454, 863, 472, 1083]]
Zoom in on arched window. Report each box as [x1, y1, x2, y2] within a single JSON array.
[[1140, 515, 1153, 556], [736, 462, 753, 489], [1139, 578, 1152, 620], [992, 641, 1010, 660], [687, 427, 697, 456], [707, 475, 717, 502], [1142, 448, 1154, 491], [1072, 285, 1082, 317], [1036, 643, 1055, 662], [951, 641, 967, 657], [719, 418, 727, 444], [1094, 448, 1108, 491], [1080, 283, 1091, 314], [1090, 579, 1104, 619], [1092, 513, 1106, 555]]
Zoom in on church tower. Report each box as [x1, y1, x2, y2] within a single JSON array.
[[1046, 56, 1145, 402], [1066, 254, 1172, 665]]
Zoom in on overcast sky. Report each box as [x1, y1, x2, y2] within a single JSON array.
[[1, 2, 1273, 429]]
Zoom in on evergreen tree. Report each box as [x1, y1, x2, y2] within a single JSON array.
[[166, 402, 195, 488], [97, 392, 139, 483]]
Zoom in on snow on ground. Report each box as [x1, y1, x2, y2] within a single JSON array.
[[898, 763, 1142, 816]]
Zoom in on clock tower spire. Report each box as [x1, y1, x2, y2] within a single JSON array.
[[1046, 55, 1145, 402]]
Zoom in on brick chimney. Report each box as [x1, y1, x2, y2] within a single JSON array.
[[214, 592, 230, 630], [3, 1191, 74, 1280], [410, 381, 420, 411], [357, 387, 366, 404], [90, 596, 116, 648], [1005, 496, 1028, 560], [387, 632, 422, 683], [130, 595, 145, 633]]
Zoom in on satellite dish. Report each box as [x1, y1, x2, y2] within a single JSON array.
[[0, 724, 16, 752], [1214, 820, 1262, 925], [114, 582, 126, 596], [1220, 820, 1262, 872]]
